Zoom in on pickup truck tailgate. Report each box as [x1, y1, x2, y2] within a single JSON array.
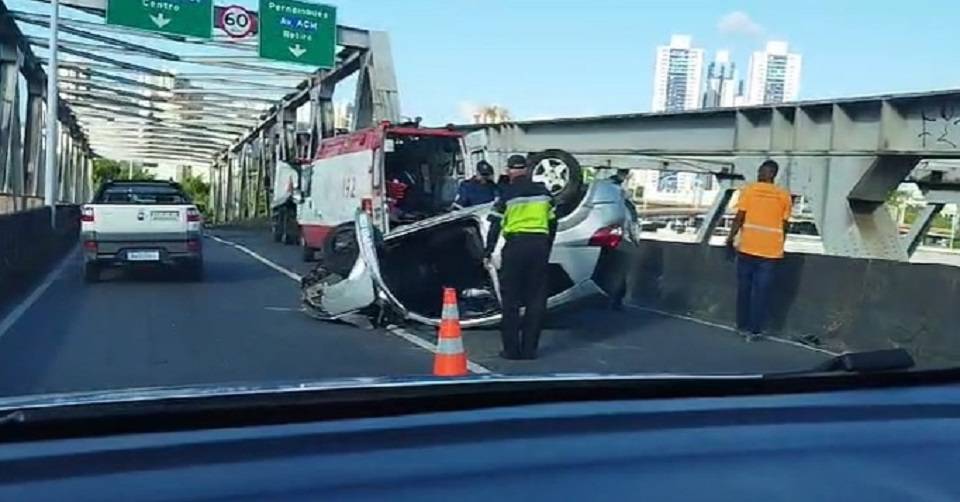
[[92, 205, 189, 236]]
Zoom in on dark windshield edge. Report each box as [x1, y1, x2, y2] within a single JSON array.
[[3, 368, 959, 443]]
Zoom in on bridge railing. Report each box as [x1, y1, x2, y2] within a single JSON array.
[[0, 205, 79, 306]]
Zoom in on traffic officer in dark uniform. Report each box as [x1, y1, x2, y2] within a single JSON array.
[[484, 154, 557, 360]]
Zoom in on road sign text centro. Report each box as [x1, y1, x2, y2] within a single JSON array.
[[258, 0, 337, 67], [106, 0, 213, 39]]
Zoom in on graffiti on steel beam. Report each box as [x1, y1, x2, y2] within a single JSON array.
[[919, 103, 960, 149]]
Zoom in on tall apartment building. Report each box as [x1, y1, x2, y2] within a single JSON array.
[[702, 50, 738, 108], [651, 35, 705, 113], [746, 41, 802, 105]]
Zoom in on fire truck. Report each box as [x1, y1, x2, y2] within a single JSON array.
[[271, 121, 588, 262]]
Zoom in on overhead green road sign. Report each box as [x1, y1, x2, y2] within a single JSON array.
[[259, 0, 337, 67], [106, 0, 213, 39]]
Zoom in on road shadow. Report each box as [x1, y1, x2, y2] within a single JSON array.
[[536, 304, 672, 358], [94, 260, 277, 284], [0, 264, 88, 397]]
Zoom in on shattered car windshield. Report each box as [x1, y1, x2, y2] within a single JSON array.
[[1, 0, 959, 406]]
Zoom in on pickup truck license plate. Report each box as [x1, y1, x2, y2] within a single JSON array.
[[151, 211, 179, 221], [127, 250, 160, 262]]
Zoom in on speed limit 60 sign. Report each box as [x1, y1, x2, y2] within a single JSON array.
[[217, 5, 258, 38]]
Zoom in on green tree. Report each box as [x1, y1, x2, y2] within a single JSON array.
[[181, 172, 210, 217], [92, 158, 155, 188]]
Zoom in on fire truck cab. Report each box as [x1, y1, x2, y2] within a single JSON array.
[[293, 123, 469, 260]]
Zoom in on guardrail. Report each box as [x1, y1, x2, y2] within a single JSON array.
[[0, 206, 80, 309], [594, 241, 960, 368], [0, 195, 44, 215]]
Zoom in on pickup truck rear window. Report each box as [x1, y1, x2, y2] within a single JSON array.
[[95, 185, 190, 205]]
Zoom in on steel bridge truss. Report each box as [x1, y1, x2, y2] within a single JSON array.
[[465, 92, 960, 260]]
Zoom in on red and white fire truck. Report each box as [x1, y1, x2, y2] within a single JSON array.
[[271, 121, 590, 262]]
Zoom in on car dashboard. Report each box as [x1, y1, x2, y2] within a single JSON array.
[[1, 376, 959, 501]]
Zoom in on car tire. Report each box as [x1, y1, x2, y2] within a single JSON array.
[[83, 262, 100, 283], [184, 259, 204, 282], [526, 149, 585, 216]]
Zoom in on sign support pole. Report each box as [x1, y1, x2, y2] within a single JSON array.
[[44, 0, 60, 228]]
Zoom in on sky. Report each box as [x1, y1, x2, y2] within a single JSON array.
[[321, 0, 960, 124], [10, 0, 960, 125]]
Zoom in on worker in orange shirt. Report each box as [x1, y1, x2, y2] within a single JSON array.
[[725, 160, 792, 341]]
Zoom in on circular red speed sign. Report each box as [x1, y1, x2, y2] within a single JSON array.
[[219, 6, 254, 39]]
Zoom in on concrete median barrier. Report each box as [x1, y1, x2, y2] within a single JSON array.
[[594, 241, 960, 367], [0, 206, 80, 310]]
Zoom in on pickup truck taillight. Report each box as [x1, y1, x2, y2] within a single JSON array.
[[186, 207, 202, 222], [361, 198, 373, 215], [588, 226, 623, 249], [81, 206, 94, 222]]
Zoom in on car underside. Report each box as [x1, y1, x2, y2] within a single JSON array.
[[301, 180, 629, 328]]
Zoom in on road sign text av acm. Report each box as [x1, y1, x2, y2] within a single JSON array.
[[258, 0, 336, 67]]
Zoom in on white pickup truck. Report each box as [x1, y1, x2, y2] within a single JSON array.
[[81, 180, 204, 282]]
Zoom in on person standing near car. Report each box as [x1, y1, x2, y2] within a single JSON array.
[[725, 160, 792, 341], [452, 160, 498, 209], [485, 154, 557, 360]]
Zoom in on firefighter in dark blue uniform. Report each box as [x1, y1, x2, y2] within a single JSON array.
[[485, 155, 557, 360], [452, 160, 498, 209]]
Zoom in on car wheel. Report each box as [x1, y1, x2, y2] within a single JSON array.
[[83, 262, 100, 283], [527, 149, 585, 216]]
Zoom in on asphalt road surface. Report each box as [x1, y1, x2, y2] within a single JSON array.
[[0, 226, 828, 398]]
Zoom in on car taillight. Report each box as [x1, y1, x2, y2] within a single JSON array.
[[83, 240, 97, 251], [187, 239, 202, 252], [361, 198, 373, 215], [186, 207, 201, 222], [588, 226, 623, 248], [81, 206, 94, 222]]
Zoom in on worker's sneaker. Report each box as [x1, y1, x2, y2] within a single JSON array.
[[499, 350, 523, 360], [745, 331, 763, 342]]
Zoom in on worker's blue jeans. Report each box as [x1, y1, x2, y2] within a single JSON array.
[[736, 253, 779, 334]]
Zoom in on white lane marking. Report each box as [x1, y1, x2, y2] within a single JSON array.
[[207, 234, 302, 282], [208, 234, 494, 375], [386, 325, 492, 375], [0, 248, 76, 340], [624, 305, 841, 357]]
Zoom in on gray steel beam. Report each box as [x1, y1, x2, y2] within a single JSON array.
[[352, 31, 400, 130], [466, 91, 960, 158], [23, 79, 44, 197], [30, 39, 176, 78], [220, 48, 365, 157], [15, 17, 180, 60], [0, 43, 19, 196], [695, 186, 736, 245], [83, 128, 232, 146]]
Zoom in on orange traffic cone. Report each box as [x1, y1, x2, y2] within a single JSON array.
[[433, 288, 468, 377]]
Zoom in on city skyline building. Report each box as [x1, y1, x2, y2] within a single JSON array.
[[746, 41, 803, 105], [651, 35, 705, 113]]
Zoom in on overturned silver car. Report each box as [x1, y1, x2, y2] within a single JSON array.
[[301, 180, 629, 328]]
